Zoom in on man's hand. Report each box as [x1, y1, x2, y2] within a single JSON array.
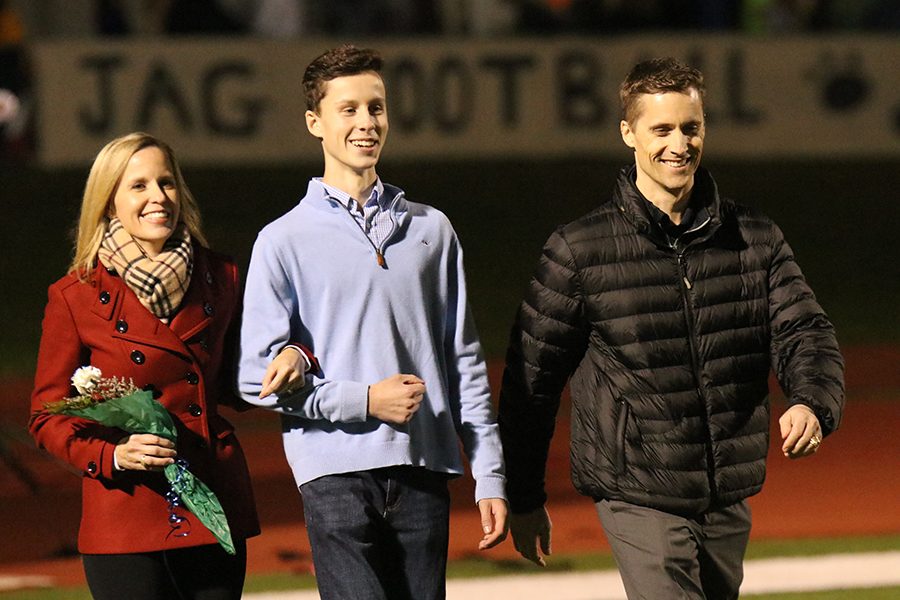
[[367, 374, 425, 424], [477, 498, 509, 550], [779, 404, 823, 459], [260, 347, 308, 398], [510, 506, 552, 566]]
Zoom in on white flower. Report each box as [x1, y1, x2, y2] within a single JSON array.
[[71, 366, 103, 395]]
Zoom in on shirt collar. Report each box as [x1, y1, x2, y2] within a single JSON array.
[[642, 196, 696, 231], [314, 177, 386, 212]]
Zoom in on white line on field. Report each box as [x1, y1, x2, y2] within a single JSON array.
[[242, 551, 900, 600]]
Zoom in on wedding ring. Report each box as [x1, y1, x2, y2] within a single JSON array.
[[809, 435, 821, 448], [140, 455, 148, 468]]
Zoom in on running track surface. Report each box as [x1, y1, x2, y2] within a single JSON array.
[[0, 345, 897, 586]]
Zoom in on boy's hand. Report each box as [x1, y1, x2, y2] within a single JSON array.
[[477, 498, 509, 550], [367, 374, 425, 424], [260, 347, 308, 398]]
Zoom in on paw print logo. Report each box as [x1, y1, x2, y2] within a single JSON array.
[[805, 51, 872, 112]]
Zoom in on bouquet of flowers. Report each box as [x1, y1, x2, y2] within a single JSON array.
[[43, 366, 235, 555]]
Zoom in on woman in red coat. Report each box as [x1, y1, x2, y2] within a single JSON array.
[[29, 132, 307, 599]]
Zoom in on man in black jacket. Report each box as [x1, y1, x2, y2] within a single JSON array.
[[498, 57, 844, 599]]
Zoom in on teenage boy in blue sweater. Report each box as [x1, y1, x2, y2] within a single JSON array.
[[237, 45, 508, 599]]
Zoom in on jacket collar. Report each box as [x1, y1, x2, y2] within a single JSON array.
[[168, 246, 213, 343], [611, 164, 723, 247], [94, 245, 212, 359]]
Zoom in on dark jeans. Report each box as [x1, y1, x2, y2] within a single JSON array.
[[596, 499, 752, 600], [301, 466, 451, 600], [82, 540, 246, 600]]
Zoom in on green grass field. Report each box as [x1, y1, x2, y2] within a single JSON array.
[[2, 535, 898, 599]]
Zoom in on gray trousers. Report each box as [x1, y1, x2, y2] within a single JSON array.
[[596, 498, 752, 600]]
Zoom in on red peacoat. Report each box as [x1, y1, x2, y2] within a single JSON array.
[[29, 246, 260, 554]]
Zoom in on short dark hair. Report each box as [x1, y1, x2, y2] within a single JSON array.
[[619, 57, 705, 124], [302, 44, 384, 112]]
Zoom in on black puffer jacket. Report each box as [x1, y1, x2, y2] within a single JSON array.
[[499, 166, 844, 516]]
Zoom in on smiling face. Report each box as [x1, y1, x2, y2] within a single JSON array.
[[620, 88, 705, 206], [305, 71, 388, 189], [110, 145, 179, 257]]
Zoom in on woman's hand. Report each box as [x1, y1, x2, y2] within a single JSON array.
[[114, 434, 176, 471], [260, 346, 308, 398]]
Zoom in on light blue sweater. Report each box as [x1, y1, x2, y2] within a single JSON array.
[[238, 179, 506, 502]]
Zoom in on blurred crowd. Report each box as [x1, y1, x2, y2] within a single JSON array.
[[1, 0, 28, 161], [8, 0, 900, 39], [1, 0, 898, 161]]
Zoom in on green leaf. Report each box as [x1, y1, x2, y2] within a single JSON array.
[[56, 390, 178, 441], [165, 462, 236, 555]]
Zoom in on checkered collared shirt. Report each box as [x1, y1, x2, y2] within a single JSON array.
[[319, 178, 394, 251]]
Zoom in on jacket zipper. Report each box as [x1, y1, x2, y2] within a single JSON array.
[[344, 193, 401, 268], [675, 248, 718, 505], [614, 398, 628, 475], [374, 195, 400, 268]]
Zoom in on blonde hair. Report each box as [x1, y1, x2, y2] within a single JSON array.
[[69, 132, 208, 280]]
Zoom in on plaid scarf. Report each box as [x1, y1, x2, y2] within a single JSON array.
[[98, 217, 193, 320]]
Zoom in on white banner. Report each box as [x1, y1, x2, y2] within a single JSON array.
[[32, 36, 900, 166]]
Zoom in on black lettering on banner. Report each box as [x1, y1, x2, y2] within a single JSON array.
[[79, 54, 125, 134], [202, 62, 266, 135], [136, 61, 193, 131], [433, 57, 472, 132], [685, 48, 762, 125], [557, 51, 605, 126], [684, 49, 715, 123], [725, 49, 762, 124], [385, 58, 425, 131], [480, 55, 536, 127]]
